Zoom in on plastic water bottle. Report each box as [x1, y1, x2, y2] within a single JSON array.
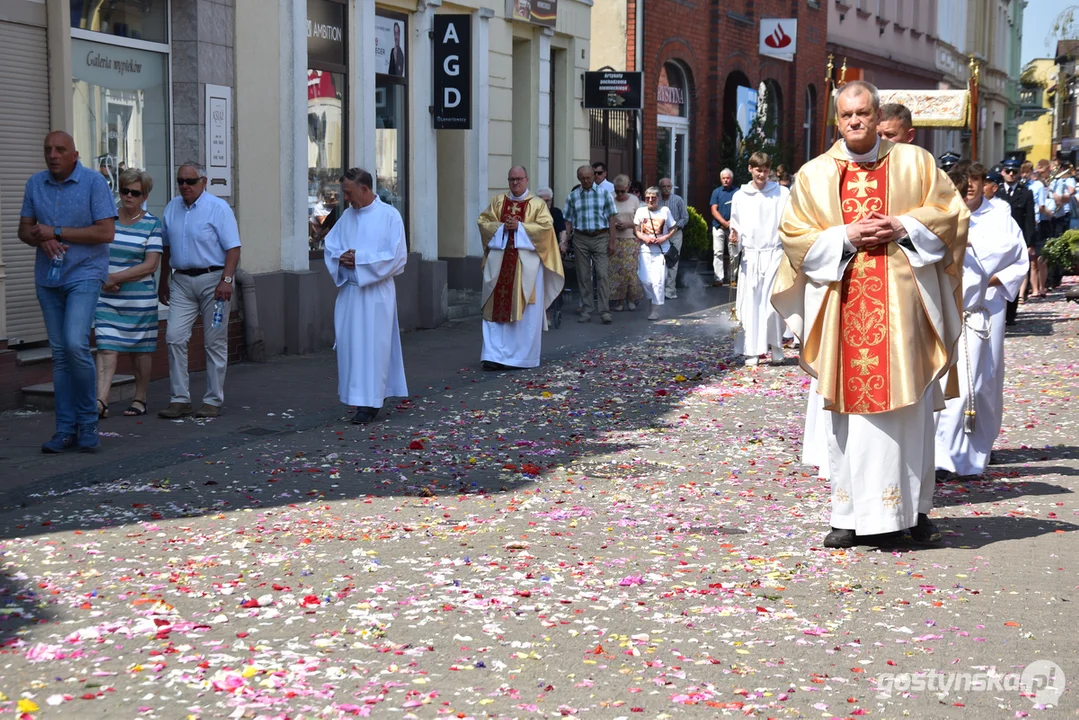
[[211, 299, 225, 329], [46, 255, 63, 282]]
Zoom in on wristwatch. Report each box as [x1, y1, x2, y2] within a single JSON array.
[[54, 227, 63, 239], [222, 275, 234, 285]]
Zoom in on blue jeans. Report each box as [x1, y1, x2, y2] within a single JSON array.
[[36, 280, 102, 434]]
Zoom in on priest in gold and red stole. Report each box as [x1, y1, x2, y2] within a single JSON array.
[[772, 81, 969, 549], [477, 166, 564, 371]]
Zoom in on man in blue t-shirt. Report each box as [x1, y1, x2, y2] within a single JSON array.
[[708, 168, 738, 286], [19, 131, 117, 453]]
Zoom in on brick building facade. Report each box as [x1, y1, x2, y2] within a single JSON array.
[[595, 0, 828, 210]]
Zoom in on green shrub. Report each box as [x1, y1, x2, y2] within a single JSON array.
[[683, 206, 710, 260], [1043, 229, 1079, 273]]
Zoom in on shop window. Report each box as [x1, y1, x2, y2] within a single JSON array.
[[376, 12, 408, 224], [71, 37, 171, 214], [308, 0, 348, 252], [70, 0, 168, 44]]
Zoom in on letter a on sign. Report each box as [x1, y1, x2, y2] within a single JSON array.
[[443, 23, 459, 44]]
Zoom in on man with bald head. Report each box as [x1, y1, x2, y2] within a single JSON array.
[[477, 166, 564, 369], [19, 131, 117, 453], [773, 80, 968, 548]]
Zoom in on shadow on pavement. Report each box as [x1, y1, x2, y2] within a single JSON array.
[[0, 306, 743, 541], [937, 516, 1079, 549], [935, 479, 1074, 508], [0, 569, 46, 645]]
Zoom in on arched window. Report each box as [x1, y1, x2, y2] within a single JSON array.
[[656, 62, 690, 195]]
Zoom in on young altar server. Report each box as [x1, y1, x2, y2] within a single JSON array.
[[730, 152, 790, 365]]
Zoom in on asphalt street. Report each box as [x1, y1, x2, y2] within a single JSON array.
[[0, 282, 1075, 719]]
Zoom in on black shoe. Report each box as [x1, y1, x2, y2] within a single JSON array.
[[823, 528, 856, 548], [863, 530, 907, 547], [935, 468, 956, 481], [351, 407, 379, 425], [482, 360, 507, 371], [908, 513, 941, 544]]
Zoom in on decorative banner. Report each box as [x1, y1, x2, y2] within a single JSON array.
[[374, 15, 407, 77], [506, 0, 557, 28], [583, 71, 643, 110], [735, 85, 758, 140], [433, 15, 472, 129], [828, 89, 971, 128], [759, 18, 797, 62], [205, 84, 232, 196]]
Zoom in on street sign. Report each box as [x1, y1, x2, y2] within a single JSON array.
[[583, 71, 643, 110]]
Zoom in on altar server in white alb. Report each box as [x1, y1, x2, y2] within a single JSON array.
[[935, 162, 1028, 477], [729, 152, 790, 366], [324, 168, 409, 425]]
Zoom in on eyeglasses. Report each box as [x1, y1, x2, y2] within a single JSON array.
[[508, 177, 527, 183], [644, 195, 658, 200], [1001, 168, 1017, 173], [176, 177, 202, 186], [119, 187, 144, 197]]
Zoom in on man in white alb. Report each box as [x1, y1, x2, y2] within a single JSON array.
[[935, 162, 1028, 477], [772, 81, 969, 548], [729, 152, 789, 366], [324, 167, 409, 424]]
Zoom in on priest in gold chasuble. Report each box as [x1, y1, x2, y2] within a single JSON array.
[[478, 166, 565, 370], [771, 81, 969, 548]]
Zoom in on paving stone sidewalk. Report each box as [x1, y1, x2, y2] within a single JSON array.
[[0, 286, 1074, 719]]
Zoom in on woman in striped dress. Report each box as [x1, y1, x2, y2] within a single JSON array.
[[95, 169, 163, 417]]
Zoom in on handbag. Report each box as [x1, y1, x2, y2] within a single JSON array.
[[664, 242, 680, 268], [648, 215, 679, 268]]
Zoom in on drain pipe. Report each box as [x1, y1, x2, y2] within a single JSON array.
[[634, 0, 644, 183], [233, 268, 266, 363]]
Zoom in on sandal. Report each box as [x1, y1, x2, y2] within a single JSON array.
[[97, 399, 109, 419], [124, 399, 148, 417]]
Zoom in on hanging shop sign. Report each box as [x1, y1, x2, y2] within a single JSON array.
[[759, 18, 797, 62], [205, 84, 232, 197], [583, 71, 643, 110], [433, 15, 472, 129]]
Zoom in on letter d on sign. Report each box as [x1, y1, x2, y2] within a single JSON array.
[[433, 15, 472, 129]]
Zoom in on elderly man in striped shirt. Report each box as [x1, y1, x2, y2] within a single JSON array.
[[564, 164, 618, 324]]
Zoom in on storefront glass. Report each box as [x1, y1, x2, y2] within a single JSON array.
[[308, 0, 347, 251], [70, 0, 168, 44], [375, 12, 408, 224], [71, 37, 171, 214]]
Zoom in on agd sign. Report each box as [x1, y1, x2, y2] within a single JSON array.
[[433, 15, 471, 129]]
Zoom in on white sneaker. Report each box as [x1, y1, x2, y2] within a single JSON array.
[[647, 309, 660, 321], [665, 291, 677, 300], [744, 356, 759, 366], [771, 347, 785, 364], [627, 301, 637, 311]]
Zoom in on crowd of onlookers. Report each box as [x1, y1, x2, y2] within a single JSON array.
[[20, 131, 242, 454]]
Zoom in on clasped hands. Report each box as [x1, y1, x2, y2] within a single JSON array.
[[846, 212, 906, 249], [28, 224, 67, 260], [339, 248, 356, 269]]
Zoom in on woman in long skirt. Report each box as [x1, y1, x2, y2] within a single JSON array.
[[610, 174, 644, 311]]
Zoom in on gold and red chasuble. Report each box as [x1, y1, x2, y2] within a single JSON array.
[[837, 159, 891, 414], [489, 197, 529, 322]]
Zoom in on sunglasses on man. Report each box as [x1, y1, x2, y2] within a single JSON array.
[[176, 177, 203, 186]]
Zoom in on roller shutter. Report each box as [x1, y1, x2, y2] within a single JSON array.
[[0, 21, 50, 344]]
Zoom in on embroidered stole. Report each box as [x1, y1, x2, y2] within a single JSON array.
[[837, 159, 891, 414], [490, 197, 528, 323]]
